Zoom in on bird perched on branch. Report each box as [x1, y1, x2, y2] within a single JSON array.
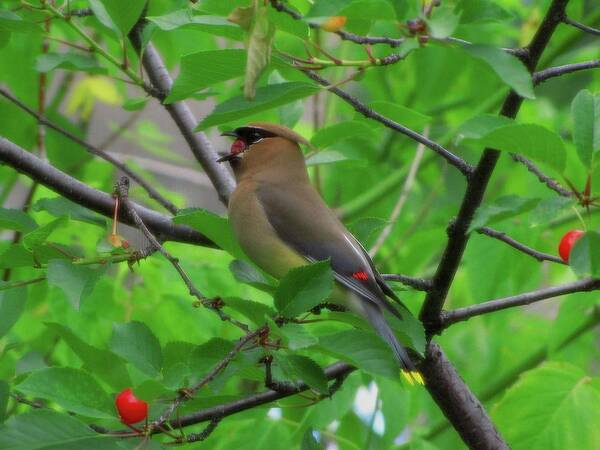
[[218, 122, 422, 384]]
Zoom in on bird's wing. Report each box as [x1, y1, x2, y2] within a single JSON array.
[[256, 182, 403, 318]]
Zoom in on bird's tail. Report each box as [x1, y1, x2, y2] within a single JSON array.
[[362, 301, 424, 385]]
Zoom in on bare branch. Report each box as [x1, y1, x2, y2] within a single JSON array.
[[115, 177, 249, 332], [533, 59, 600, 84], [0, 88, 179, 215], [0, 137, 212, 247], [419, 0, 571, 332], [477, 226, 566, 264], [441, 278, 600, 327], [562, 16, 600, 36], [303, 71, 473, 175], [370, 127, 428, 256], [510, 153, 573, 197], [129, 26, 236, 205]]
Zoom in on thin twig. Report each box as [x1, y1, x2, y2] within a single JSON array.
[[115, 177, 249, 332], [381, 274, 433, 291], [303, 71, 473, 176], [562, 16, 600, 36], [510, 154, 573, 197], [534, 59, 600, 85], [369, 127, 428, 256], [0, 88, 178, 215], [151, 330, 260, 432], [440, 278, 600, 327], [477, 226, 566, 264]]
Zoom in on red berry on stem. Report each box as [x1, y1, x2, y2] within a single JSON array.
[[115, 388, 148, 424], [558, 230, 584, 263]]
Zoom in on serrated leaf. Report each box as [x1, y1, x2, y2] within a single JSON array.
[[223, 297, 275, 326], [464, 45, 534, 99], [188, 338, 236, 388], [96, 0, 146, 35], [110, 321, 162, 377], [229, 260, 275, 293], [466, 123, 566, 173], [45, 322, 131, 390], [18, 368, 115, 419], [569, 231, 600, 278], [274, 261, 334, 318], [268, 319, 318, 350], [0, 207, 37, 232], [571, 89, 600, 169], [469, 195, 541, 232], [173, 208, 245, 259], [0, 409, 122, 449], [274, 353, 328, 394], [196, 82, 320, 130], [529, 197, 573, 227], [166, 49, 246, 103], [0, 286, 26, 339], [35, 53, 106, 74], [147, 10, 243, 40], [47, 260, 106, 309], [492, 363, 600, 450], [426, 5, 460, 39], [22, 216, 68, 250], [34, 197, 106, 227], [318, 329, 397, 377]]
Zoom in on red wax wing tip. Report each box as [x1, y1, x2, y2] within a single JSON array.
[[231, 139, 247, 155], [352, 271, 369, 281]]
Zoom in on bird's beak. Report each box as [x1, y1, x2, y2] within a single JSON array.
[[216, 153, 239, 163], [220, 130, 238, 138]]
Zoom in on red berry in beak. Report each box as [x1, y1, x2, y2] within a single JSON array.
[[231, 139, 247, 155]]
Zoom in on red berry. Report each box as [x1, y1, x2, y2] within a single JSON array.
[[115, 388, 148, 424], [558, 230, 585, 263]]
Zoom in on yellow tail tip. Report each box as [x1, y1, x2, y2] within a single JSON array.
[[401, 370, 425, 386]]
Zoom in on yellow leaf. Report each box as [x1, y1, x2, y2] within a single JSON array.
[[67, 76, 122, 120]]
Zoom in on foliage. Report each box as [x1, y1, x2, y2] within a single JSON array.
[[0, 0, 599, 449]]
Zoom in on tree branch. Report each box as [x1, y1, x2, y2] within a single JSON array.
[[477, 226, 566, 264], [562, 16, 600, 36], [419, 342, 509, 450], [128, 25, 236, 205], [510, 153, 572, 197], [533, 59, 600, 84], [0, 137, 213, 247], [419, 0, 571, 332], [0, 88, 179, 215], [303, 71, 473, 176], [440, 278, 600, 327]]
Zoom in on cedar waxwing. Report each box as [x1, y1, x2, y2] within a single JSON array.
[[219, 122, 422, 383]]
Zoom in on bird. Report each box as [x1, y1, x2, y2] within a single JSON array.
[[218, 122, 422, 384]]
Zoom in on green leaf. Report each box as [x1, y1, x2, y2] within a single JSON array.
[[569, 231, 600, 278], [196, 82, 320, 130], [267, 8, 308, 39], [45, 322, 131, 390], [529, 197, 573, 227], [147, 10, 243, 40], [0, 207, 37, 232], [110, 321, 162, 377], [467, 123, 566, 173], [318, 329, 397, 377], [386, 306, 426, 356], [34, 53, 106, 74], [492, 363, 600, 450], [0, 10, 42, 33], [457, 114, 514, 141], [47, 260, 106, 309], [17, 368, 115, 419], [301, 428, 324, 450], [426, 5, 460, 39], [97, 0, 146, 35], [229, 260, 275, 293], [33, 198, 106, 227], [223, 297, 275, 326], [122, 97, 147, 111], [166, 49, 246, 103], [571, 89, 600, 169], [310, 121, 376, 149], [469, 195, 541, 232], [0, 286, 26, 338], [274, 261, 334, 318], [22, 216, 68, 250], [0, 409, 121, 449], [362, 102, 431, 130], [274, 353, 329, 394], [0, 380, 8, 423], [173, 208, 245, 259], [188, 338, 235, 383], [463, 45, 534, 99], [306, 150, 356, 166], [242, 4, 275, 99], [268, 319, 318, 350]]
